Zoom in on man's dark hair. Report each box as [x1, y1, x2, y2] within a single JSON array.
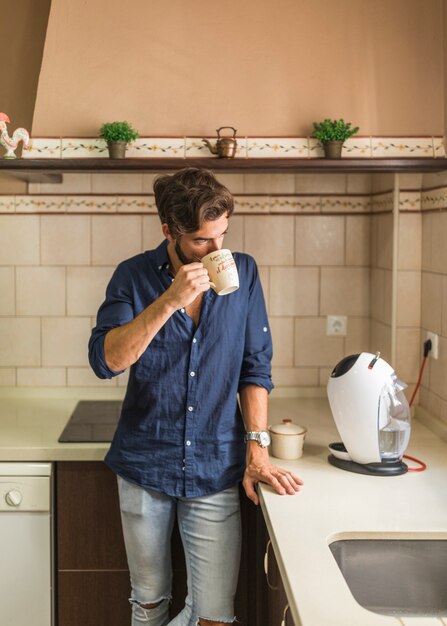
[[153, 167, 234, 239]]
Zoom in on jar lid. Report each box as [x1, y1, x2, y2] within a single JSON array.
[[269, 419, 306, 435]]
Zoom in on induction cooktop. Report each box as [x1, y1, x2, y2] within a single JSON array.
[[58, 400, 122, 442]]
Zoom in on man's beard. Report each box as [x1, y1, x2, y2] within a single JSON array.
[[175, 240, 194, 265]]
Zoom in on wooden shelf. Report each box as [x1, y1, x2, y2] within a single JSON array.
[[2, 157, 447, 183]]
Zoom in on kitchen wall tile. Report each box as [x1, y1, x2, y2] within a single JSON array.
[[269, 317, 294, 367], [67, 367, 117, 387], [37, 173, 92, 194], [442, 276, 447, 338], [295, 173, 346, 194], [185, 137, 246, 158], [65, 195, 116, 213], [428, 337, 447, 400], [142, 215, 165, 251], [215, 174, 245, 194], [433, 137, 446, 158], [244, 174, 295, 194], [396, 327, 421, 384], [42, 317, 91, 366], [126, 137, 185, 158], [421, 213, 431, 271], [0, 318, 41, 366], [0, 216, 40, 265], [271, 367, 319, 387], [61, 138, 107, 158], [246, 138, 308, 158], [0, 196, 15, 213], [342, 137, 372, 158], [269, 267, 319, 316], [41, 215, 91, 265], [370, 320, 392, 364], [398, 213, 421, 270], [91, 174, 144, 194], [295, 216, 344, 266], [346, 174, 372, 194], [431, 212, 447, 274], [399, 173, 423, 190], [117, 196, 157, 213], [17, 367, 66, 387], [308, 138, 324, 158], [234, 195, 270, 214], [346, 216, 370, 266], [320, 195, 370, 214], [421, 271, 442, 334], [421, 186, 447, 212], [0, 268, 14, 315], [270, 196, 320, 214], [23, 138, 61, 159], [370, 215, 378, 267], [375, 213, 393, 269], [397, 270, 421, 328], [244, 216, 294, 265], [294, 318, 343, 367], [320, 268, 370, 316], [15, 195, 65, 213], [345, 317, 371, 354], [399, 191, 421, 212], [16, 267, 66, 316], [223, 215, 244, 252], [0, 368, 16, 386], [370, 191, 393, 214], [142, 173, 160, 193], [370, 268, 386, 322], [371, 137, 434, 158], [318, 367, 333, 386], [422, 170, 447, 189], [67, 266, 114, 316], [92, 215, 142, 265]]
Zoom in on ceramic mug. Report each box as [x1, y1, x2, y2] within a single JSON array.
[[201, 249, 239, 296], [268, 419, 307, 460]]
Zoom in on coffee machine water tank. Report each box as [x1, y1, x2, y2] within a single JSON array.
[[327, 352, 411, 475]]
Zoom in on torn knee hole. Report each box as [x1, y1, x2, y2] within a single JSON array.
[[137, 600, 163, 609]]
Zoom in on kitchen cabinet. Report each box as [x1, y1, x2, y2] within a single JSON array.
[[55, 462, 256, 626]]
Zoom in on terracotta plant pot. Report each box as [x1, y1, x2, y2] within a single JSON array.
[[323, 141, 344, 159], [107, 141, 127, 159]]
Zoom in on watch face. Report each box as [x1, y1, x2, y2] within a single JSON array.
[[259, 431, 271, 447]]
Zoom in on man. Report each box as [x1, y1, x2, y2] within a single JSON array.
[[88, 167, 303, 626]]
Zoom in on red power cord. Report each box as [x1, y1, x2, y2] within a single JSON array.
[[403, 344, 430, 472]]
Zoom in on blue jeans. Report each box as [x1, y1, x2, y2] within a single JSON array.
[[117, 477, 241, 626]]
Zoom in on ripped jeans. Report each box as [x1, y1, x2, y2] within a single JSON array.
[[117, 477, 241, 626]]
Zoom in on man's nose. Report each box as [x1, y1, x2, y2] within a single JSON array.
[[208, 239, 222, 252]]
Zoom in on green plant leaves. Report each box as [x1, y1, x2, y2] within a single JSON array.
[[312, 118, 359, 143], [99, 121, 139, 143]]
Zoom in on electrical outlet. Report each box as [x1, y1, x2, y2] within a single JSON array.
[[426, 331, 439, 359], [326, 315, 347, 336]]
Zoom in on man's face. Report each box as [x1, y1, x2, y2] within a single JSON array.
[[172, 213, 229, 265]]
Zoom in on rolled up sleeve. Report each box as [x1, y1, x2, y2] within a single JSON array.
[[88, 263, 135, 379], [238, 258, 274, 393]]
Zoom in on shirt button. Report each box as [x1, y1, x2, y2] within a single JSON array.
[[188, 406, 194, 412], [190, 371, 195, 377], [186, 440, 191, 446], [263, 326, 268, 332], [192, 338, 197, 344], [181, 308, 185, 313], [182, 466, 185, 471]]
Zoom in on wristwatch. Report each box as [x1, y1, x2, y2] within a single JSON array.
[[244, 430, 271, 448]]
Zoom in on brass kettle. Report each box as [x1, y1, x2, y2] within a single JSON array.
[[202, 127, 238, 158]]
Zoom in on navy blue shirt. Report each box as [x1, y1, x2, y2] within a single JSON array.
[[88, 240, 273, 497]]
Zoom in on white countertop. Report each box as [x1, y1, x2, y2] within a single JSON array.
[[260, 397, 447, 626], [0, 390, 446, 625]]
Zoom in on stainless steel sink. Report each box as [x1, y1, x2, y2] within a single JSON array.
[[329, 539, 447, 617]]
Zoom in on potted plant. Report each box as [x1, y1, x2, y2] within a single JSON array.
[[98, 121, 139, 159], [312, 118, 359, 159]]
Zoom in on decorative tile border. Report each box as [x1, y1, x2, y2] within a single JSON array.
[[21, 136, 446, 159], [3, 190, 447, 214]]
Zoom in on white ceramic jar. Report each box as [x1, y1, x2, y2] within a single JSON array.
[[268, 419, 307, 460]]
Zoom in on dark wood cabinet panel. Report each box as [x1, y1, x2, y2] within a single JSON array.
[[56, 462, 128, 570], [58, 571, 130, 626]]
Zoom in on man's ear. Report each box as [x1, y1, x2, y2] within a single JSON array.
[[162, 223, 174, 242]]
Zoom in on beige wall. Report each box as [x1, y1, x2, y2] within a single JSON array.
[[32, 0, 443, 136]]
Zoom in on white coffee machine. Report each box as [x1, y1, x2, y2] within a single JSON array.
[[327, 352, 411, 476]]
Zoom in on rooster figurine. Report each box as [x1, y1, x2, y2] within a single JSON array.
[[0, 112, 30, 158]]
